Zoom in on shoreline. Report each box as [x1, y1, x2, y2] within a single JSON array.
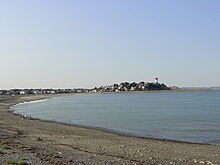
[[9, 92, 218, 145], [1, 94, 220, 164], [10, 111, 210, 146], [10, 102, 212, 146]]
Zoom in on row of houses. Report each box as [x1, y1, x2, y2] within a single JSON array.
[[0, 81, 171, 96], [0, 88, 89, 96]]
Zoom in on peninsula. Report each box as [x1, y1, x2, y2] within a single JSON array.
[[0, 79, 171, 96]]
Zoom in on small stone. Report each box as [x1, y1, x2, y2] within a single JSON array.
[[205, 161, 212, 164], [193, 159, 197, 162], [45, 157, 50, 161], [36, 137, 43, 141], [53, 154, 62, 158]]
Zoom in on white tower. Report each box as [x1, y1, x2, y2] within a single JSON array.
[[154, 77, 159, 84]]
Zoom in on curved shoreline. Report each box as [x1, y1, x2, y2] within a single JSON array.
[[9, 94, 216, 146], [1, 94, 220, 164]]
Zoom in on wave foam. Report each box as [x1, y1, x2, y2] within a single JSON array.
[[11, 99, 47, 108]]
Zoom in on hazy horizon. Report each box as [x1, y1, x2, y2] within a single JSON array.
[[1, 0, 220, 89]]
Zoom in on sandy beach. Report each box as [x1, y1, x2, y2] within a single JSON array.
[[0, 94, 220, 165]]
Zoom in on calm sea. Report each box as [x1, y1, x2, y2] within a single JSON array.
[[12, 92, 220, 144]]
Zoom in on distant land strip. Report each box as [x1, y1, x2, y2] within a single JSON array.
[[1, 81, 220, 96], [0, 81, 171, 96]]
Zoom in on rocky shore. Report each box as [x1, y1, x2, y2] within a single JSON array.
[[0, 94, 220, 165]]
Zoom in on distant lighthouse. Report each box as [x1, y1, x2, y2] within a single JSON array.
[[154, 77, 159, 84]]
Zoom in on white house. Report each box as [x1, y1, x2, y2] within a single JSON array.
[[20, 91, 26, 95]]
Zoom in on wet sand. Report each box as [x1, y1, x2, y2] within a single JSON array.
[[0, 94, 220, 165]]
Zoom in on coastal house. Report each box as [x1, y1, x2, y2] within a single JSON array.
[[20, 91, 26, 95], [50, 90, 56, 94]]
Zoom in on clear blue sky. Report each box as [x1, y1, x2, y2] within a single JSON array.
[[0, 0, 219, 89]]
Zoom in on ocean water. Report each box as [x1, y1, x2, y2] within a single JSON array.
[[12, 92, 220, 144]]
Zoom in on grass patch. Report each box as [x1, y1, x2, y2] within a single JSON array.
[[18, 144, 25, 149], [6, 159, 28, 165], [18, 157, 28, 165], [27, 146, 33, 151], [12, 151, 17, 154], [18, 160, 28, 165], [2, 144, 10, 150], [6, 159, 17, 165], [19, 157, 26, 161]]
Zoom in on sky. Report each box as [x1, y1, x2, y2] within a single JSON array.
[[0, 0, 220, 89]]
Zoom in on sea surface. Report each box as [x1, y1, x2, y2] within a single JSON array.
[[12, 92, 220, 144]]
